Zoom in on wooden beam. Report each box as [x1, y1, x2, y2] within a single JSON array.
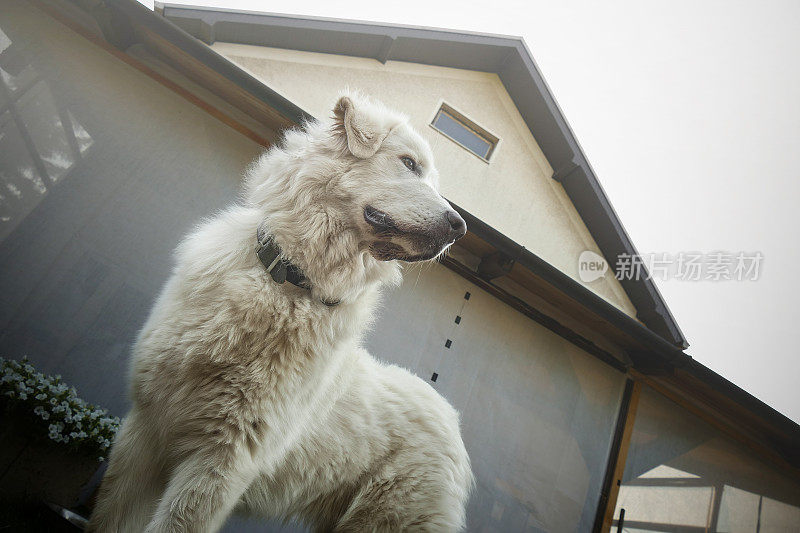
[[595, 379, 641, 533], [476, 250, 515, 280]]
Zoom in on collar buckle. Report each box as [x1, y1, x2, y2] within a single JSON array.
[[255, 225, 338, 306], [256, 234, 288, 284]]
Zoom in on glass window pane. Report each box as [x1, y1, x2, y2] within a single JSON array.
[[614, 387, 800, 531], [433, 108, 493, 159]]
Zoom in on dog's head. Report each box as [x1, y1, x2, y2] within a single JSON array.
[[331, 93, 466, 262]]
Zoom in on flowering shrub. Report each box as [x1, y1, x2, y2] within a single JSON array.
[[0, 357, 120, 461]]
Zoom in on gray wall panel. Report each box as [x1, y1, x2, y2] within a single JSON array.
[[366, 265, 626, 532], [366, 264, 469, 374]]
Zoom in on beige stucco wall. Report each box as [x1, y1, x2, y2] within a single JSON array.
[[212, 43, 637, 317]]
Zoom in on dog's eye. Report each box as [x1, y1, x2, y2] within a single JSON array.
[[401, 156, 417, 173]]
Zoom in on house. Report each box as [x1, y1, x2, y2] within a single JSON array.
[[0, 0, 798, 530]]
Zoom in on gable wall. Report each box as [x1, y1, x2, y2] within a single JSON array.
[[213, 43, 637, 317]]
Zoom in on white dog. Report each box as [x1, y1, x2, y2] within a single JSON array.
[[88, 92, 473, 532]]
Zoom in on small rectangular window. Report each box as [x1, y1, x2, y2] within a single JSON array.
[[431, 104, 498, 161]]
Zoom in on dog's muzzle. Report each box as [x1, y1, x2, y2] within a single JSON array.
[[364, 205, 467, 261]]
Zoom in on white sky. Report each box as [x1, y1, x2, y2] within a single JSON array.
[[148, 0, 800, 423]]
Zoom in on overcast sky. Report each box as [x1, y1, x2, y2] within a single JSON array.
[[149, 0, 800, 423]]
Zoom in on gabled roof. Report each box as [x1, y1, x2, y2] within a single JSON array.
[[158, 3, 688, 349]]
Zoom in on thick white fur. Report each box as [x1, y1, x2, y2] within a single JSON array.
[[88, 92, 473, 533]]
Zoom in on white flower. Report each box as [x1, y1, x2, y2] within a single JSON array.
[[2, 359, 120, 453]]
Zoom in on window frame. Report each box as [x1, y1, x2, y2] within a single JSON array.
[[429, 101, 499, 163]]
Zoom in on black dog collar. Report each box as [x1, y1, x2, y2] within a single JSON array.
[[255, 225, 340, 307]]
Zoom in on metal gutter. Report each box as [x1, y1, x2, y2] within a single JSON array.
[[107, 0, 311, 126], [451, 203, 688, 365]]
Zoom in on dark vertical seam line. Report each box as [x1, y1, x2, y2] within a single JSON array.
[[444, 290, 470, 345], [435, 286, 472, 381], [708, 483, 723, 532], [756, 495, 763, 533]]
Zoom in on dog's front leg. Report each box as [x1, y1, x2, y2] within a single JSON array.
[[143, 445, 257, 533]]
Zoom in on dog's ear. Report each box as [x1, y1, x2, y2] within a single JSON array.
[[333, 95, 389, 159]]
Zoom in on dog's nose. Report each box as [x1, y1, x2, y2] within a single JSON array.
[[445, 210, 467, 240]]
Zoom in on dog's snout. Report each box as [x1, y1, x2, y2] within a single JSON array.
[[445, 210, 467, 240]]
